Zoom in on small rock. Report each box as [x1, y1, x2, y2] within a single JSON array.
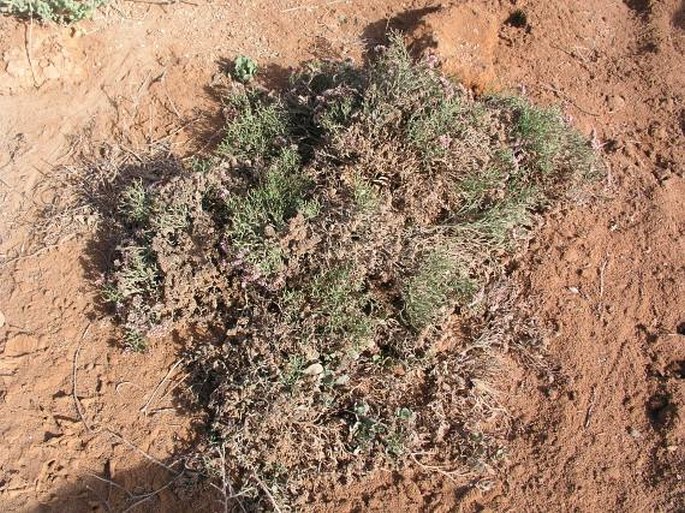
[[42, 64, 61, 81], [303, 347, 319, 361], [5, 59, 27, 78], [607, 94, 625, 112], [302, 363, 324, 376], [629, 427, 641, 439], [334, 374, 350, 386], [0, 310, 5, 329]]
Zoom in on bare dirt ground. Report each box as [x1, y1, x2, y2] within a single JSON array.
[[1, 0, 683, 512]]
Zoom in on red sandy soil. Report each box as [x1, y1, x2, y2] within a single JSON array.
[[1, 1, 683, 512]]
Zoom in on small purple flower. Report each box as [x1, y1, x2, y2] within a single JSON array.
[[438, 134, 452, 149], [439, 76, 455, 100], [424, 53, 440, 70]]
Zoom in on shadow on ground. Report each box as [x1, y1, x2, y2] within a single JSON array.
[[24, 463, 219, 513]]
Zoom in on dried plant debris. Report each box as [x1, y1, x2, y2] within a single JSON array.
[[85, 34, 600, 510]]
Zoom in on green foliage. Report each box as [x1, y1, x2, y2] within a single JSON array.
[[233, 55, 258, 83], [109, 245, 159, 301], [366, 33, 439, 109], [465, 187, 539, 247], [0, 0, 105, 22], [403, 251, 474, 330], [351, 177, 378, 212], [224, 147, 309, 273], [407, 97, 463, 161], [319, 95, 356, 132], [101, 283, 123, 305], [119, 179, 150, 225], [515, 103, 564, 174], [350, 402, 384, 450], [151, 202, 188, 236], [280, 355, 305, 389], [309, 266, 372, 341], [233, 148, 306, 232], [123, 329, 147, 353], [299, 198, 321, 219], [218, 93, 288, 160], [495, 95, 597, 182], [456, 165, 506, 212]]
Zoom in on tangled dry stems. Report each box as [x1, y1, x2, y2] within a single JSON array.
[[80, 35, 599, 510]]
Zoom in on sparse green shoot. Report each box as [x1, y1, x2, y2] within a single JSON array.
[[403, 251, 474, 330], [123, 329, 147, 353], [218, 93, 288, 160], [233, 55, 258, 83], [120, 179, 150, 225], [407, 97, 463, 162], [224, 147, 309, 273], [112, 245, 159, 300], [309, 266, 372, 342]]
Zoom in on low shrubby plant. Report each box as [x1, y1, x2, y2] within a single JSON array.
[[87, 34, 598, 509]]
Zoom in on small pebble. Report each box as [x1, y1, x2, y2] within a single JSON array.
[[303, 363, 324, 376]]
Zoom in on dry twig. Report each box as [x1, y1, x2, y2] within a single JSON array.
[[584, 386, 597, 428], [282, 0, 347, 13], [121, 472, 185, 513], [73, 323, 94, 433], [24, 5, 40, 89], [86, 472, 134, 499], [543, 83, 600, 117], [140, 358, 184, 415], [252, 473, 282, 513], [106, 430, 181, 475], [409, 453, 471, 482]]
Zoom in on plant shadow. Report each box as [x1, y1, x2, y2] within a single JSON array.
[[674, 0, 685, 30], [23, 462, 219, 513], [21, 325, 237, 513], [360, 5, 441, 59]]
